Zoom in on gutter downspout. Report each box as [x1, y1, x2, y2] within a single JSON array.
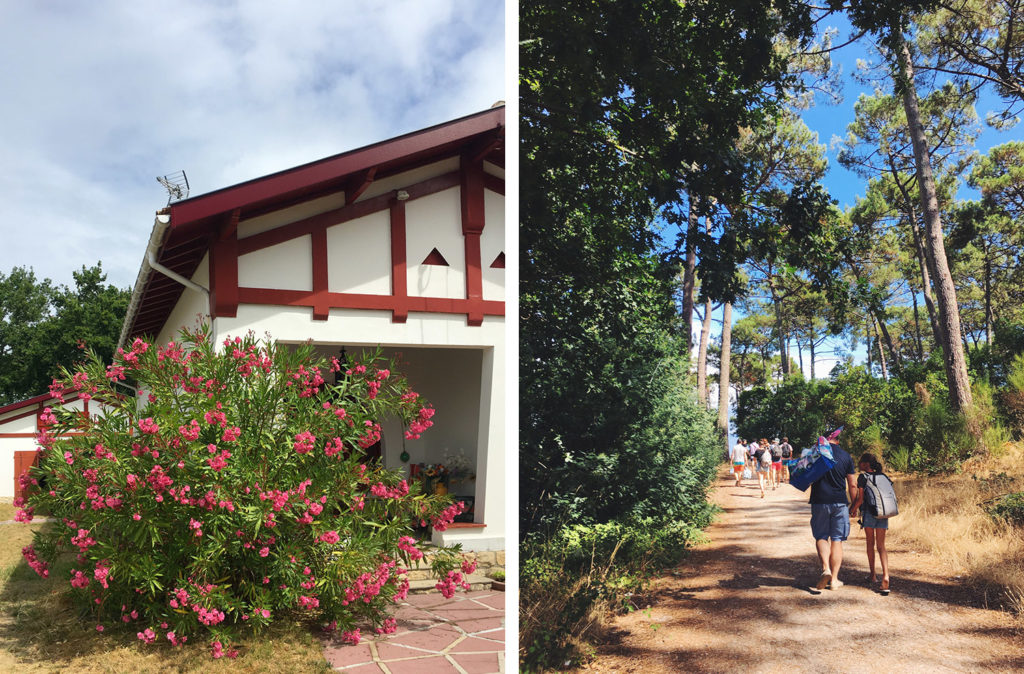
[[116, 210, 211, 351]]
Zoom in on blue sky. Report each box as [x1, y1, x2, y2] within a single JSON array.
[[0, 1, 504, 291]]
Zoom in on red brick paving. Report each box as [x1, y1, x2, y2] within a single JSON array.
[[322, 590, 505, 672]]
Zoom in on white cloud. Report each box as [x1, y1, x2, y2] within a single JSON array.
[[0, 0, 504, 289]]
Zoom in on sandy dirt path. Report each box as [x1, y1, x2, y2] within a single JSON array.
[[580, 466, 1024, 673]]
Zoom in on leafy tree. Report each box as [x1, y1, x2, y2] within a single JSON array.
[[831, 0, 976, 410], [0, 263, 129, 405], [520, 0, 824, 539], [0, 267, 54, 404], [915, 0, 1024, 125]]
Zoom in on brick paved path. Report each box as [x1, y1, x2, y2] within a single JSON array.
[[322, 590, 505, 673]]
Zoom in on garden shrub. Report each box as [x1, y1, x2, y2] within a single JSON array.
[[15, 327, 471, 657]]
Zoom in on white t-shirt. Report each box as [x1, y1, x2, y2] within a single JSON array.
[[731, 443, 747, 463]]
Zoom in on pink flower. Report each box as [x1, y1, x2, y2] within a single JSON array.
[[137, 628, 156, 644], [22, 545, 49, 578], [96, 624, 104, 632], [39, 407, 57, 426], [319, 530, 340, 544], [138, 417, 160, 434], [94, 562, 111, 589], [178, 419, 200, 441], [258, 546, 270, 557], [397, 536, 424, 561], [293, 431, 316, 454], [341, 628, 361, 645]]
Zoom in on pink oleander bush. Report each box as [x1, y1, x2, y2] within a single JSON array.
[[16, 326, 466, 658]]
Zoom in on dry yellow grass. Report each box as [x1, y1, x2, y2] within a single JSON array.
[[890, 441, 1024, 613], [0, 523, 331, 673], [0, 500, 16, 522]]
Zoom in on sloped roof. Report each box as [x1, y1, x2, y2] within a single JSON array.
[[121, 106, 505, 343]]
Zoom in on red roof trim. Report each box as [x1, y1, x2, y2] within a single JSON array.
[[0, 391, 80, 417], [169, 107, 504, 230]]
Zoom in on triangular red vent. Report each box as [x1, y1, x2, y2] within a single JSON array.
[[490, 252, 505, 269], [422, 248, 449, 266]]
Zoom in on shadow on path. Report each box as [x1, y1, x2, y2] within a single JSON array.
[[584, 468, 1024, 673]]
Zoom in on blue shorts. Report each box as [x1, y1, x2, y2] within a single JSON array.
[[811, 503, 850, 541], [861, 510, 889, 530]]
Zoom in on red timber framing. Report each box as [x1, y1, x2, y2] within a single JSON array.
[[124, 107, 505, 342]]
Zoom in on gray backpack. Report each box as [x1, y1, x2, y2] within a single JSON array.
[[862, 473, 899, 518]]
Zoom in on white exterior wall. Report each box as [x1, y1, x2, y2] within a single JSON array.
[[481, 189, 505, 302], [156, 255, 211, 346], [407, 188, 465, 299], [239, 236, 313, 292], [327, 210, 391, 295]]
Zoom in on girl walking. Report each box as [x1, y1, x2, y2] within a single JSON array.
[[850, 452, 891, 595]]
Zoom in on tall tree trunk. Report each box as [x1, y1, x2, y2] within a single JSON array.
[[865, 316, 873, 375], [809, 333, 816, 380], [873, 318, 889, 380], [718, 302, 733, 445], [984, 239, 993, 346], [681, 199, 699, 354], [872, 307, 900, 375], [897, 38, 973, 412], [696, 298, 713, 407], [894, 172, 946, 353], [796, 335, 804, 376], [911, 283, 924, 361], [772, 293, 789, 376]]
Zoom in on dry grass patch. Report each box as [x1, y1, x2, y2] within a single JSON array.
[[0, 501, 17, 522], [891, 441, 1024, 613], [0, 523, 332, 673]]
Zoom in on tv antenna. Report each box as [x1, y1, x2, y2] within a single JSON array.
[[157, 170, 190, 205]]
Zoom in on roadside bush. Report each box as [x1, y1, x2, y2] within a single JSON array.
[[520, 517, 707, 672], [999, 353, 1024, 437], [15, 327, 469, 657], [988, 492, 1024, 527]]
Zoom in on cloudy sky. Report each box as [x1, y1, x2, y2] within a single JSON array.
[[0, 1, 505, 290]]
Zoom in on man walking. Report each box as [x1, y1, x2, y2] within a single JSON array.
[[809, 436, 857, 592], [731, 438, 747, 487], [780, 437, 793, 483]]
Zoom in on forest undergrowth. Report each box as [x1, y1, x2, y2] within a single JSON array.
[[894, 440, 1024, 614]]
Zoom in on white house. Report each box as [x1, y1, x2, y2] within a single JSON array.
[[0, 392, 88, 500], [125, 107, 505, 550], [0, 108, 505, 552]]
